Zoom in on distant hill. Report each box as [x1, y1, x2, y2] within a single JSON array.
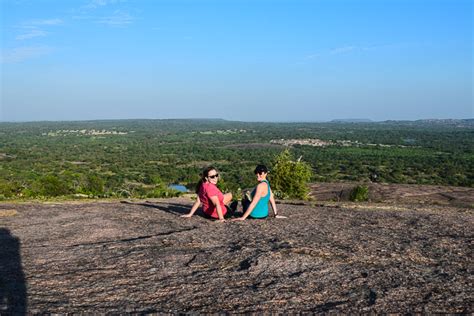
[[328, 118, 474, 126], [330, 119, 373, 123], [382, 118, 474, 127], [416, 118, 474, 125]]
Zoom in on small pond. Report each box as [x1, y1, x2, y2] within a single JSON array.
[[168, 184, 188, 192]]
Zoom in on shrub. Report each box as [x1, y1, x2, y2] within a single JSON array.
[[0, 180, 19, 199], [32, 175, 71, 197], [350, 185, 369, 202], [271, 149, 313, 200], [147, 188, 181, 198], [80, 174, 105, 196]]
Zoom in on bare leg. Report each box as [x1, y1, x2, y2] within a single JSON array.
[[223, 193, 238, 218], [223, 192, 233, 205]]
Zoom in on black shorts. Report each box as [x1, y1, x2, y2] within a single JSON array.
[[203, 205, 236, 220]]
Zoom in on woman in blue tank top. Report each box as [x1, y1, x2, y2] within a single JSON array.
[[232, 165, 286, 221]]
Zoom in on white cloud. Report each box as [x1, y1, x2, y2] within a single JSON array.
[[14, 18, 63, 41], [305, 53, 320, 60], [26, 18, 63, 26], [36, 18, 63, 25], [1, 46, 54, 64], [97, 10, 133, 26], [82, 0, 125, 10], [75, 1, 134, 27], [16, 29, 48, 40], [72, 15, 94, 21], [330, 46, 356, 55], [303, 45, 363, 61]]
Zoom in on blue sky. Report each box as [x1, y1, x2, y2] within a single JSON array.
[[1, 0, 472, 122]]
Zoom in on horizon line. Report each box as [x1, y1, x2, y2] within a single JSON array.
[[0, 117, 473, 124]]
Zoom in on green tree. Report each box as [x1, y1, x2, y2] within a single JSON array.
[[34, 175, 70, 197], [349, 185, 369, 202], [81, 174, 105, 196], [0, 180, 20, 199], [271, 149, 313, 200]]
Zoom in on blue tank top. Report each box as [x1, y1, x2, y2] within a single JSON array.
[[250, 180, 271, 219]]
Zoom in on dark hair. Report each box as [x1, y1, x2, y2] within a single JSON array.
[[195, 166, 217, 193], [254, 164, 268, 174]]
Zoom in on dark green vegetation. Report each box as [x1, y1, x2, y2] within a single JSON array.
[[349, 185, 370, 202], [0, 119, 472, 200], [271, 149, 313, 200]]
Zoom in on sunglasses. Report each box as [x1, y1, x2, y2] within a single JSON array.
[[208, 174, 219, 179]]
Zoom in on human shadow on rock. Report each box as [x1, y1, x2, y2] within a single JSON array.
[[0, 228, 27, 315], [152, 202, 209, 218], [122, 200, 207, 218]]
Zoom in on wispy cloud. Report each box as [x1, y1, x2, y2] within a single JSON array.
[[75, 0, 134, 27], [16, 29, 48, 40], [1, 46, 54, 64], [82, 0, 125, 10], [305, 53, 321, 60], [15, 18, 63, 41], [330, 46, 356, 55], [96, 10, 133, 26], [27, 18, 63, 26], [304, 46, 356, 60], [300, 42, 421, 67]]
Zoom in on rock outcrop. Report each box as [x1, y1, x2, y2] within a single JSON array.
[[0, 198, 472, 313]]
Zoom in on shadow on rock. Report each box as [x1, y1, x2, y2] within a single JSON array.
[[122, 200, 208, 218], [0, 228, 27, 315]]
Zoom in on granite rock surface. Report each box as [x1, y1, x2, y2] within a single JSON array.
[[0, 198, 472, 313]]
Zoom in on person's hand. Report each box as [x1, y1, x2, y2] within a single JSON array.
[[180, 213, 193, 218], [275, 215, 287, 219], [231, 217, 246, 222], [216, 218, 226, 223]]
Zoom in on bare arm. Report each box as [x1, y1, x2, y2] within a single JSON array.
[[181, 196, 201, 218], [209, 195, 225, 222], [270, 191, 287, 218], [269, 191, 278, 216], [233, 183, 265, 221]]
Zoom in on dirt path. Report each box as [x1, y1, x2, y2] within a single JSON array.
[[0, 198, 472, 313]]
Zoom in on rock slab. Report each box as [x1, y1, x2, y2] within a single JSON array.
[[0, 198, 472, 313]]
